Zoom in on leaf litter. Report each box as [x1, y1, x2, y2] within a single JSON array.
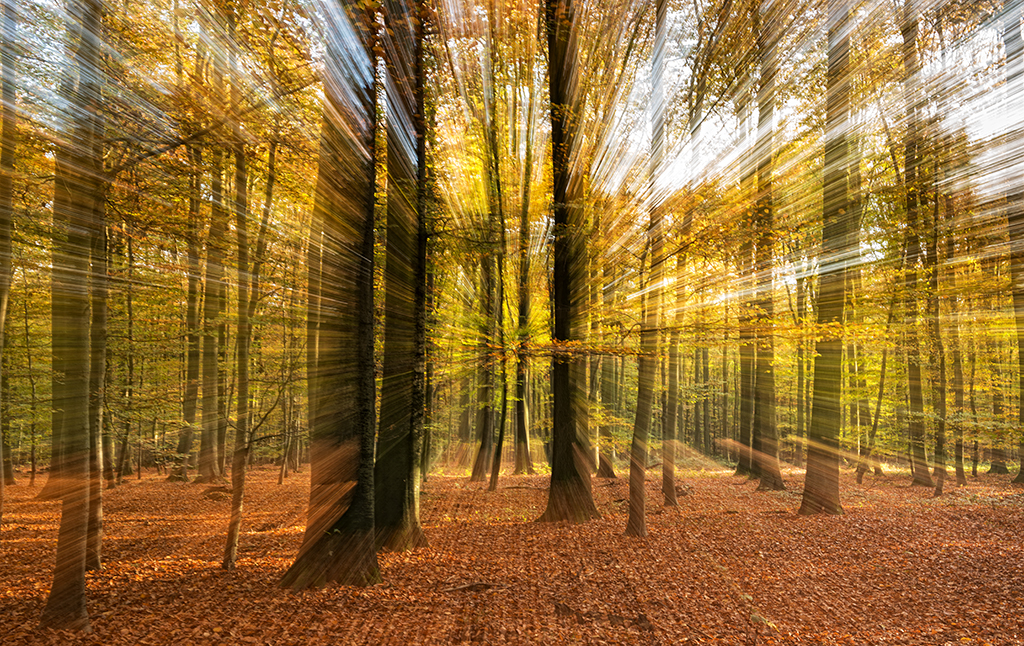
[[2, 465, 1022, 645]]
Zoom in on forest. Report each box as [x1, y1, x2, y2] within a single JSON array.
[[2, 0, 1024, 641]]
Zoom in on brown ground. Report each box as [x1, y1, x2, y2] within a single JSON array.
[[2, 461, 1023, 645]]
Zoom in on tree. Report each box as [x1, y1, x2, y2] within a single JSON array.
[[40, 0, 105, 629], [900, 0, 933, 487], [752, 0, 784, 492], [374, 0, 428, 550], [279, 0, 381, 588], [537, 0, 599, 524], [798, 0, 853, 516], [627, 0, 668, 536], [0, 0, 15, 526], [1004, 0, 1024, 486], [224, 0, 251, 568]]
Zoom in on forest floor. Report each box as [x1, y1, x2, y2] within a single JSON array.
[[2, 459, 1024, 646]]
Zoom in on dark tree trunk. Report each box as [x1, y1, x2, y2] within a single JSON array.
[[663, 330, 679, 505], [537, 0, 599, 524], [627, 278, 657, 537], [943, 214, 967, 486], [374, 0, 428, 550], [86, 217, 106, 570], [900, 0, 932, 488], [795, 268, 806, 467], [736, 243, 755, 476], [279, 2, 380, 588], [596, 264, 617, 479], [470, 257, 496, 482], [170, 144, 202, 482], [1004, 1, 1024, 485], [753, 0, 783, 492], [798, 0, 852, 516], [224, 7, 251, 568]]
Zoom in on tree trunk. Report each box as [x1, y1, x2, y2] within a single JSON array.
[[374, 0, 428, 549], [736, 243, 755, 476], [900, 0, 933, 488], [170, 144, 202, 482], [0, 0, 13, 524], [596, 264, 617, 478], [537, 0, 599, 524], [798, 0, 852, 515], [1004, 1, 1024, 485], [926, 186, 948, 495], [514, 37, 537, 477], [86, 217, 106, 570], [40, 0, 103, 628], [753, 0, 783, 491], [280, 2, 380, 588], [470, 257, 496, 482], [224, 7, 251, 567], [198, 125, 226, 483]]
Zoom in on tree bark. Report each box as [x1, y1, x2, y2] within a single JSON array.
[[537, 0, 599, 524], [198, 120, 226, 483], [280, 1, 380, 588], [170, 144, 202, 482], [374, 0, 428, 549], [0, 0, 14, 525], [798, 0, 852, 515], [753, 0, 783, 492], [225, 4, 251, 567], [40, 0, 103, 628], [1003, 0, 1024, 485], [900, 0, 932, 487]]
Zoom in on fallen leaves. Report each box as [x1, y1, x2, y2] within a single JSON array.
[[1, 465, 1023, 644]]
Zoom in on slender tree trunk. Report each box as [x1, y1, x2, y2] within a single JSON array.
[[901, 0, 932, 487], [86, 218, 106, 569], [857, 291, 897, 483], [736, 243, 755, 476], [795, 269, 806, 467], [945, 215, 967, 487], [199, 127, 226, 483], [514, 37, 538, 477], [597, 264, 617, 478], [171, 145, 202, 482], [627, 260, 658, 537], [753, 0, 783, 491], [23, 299, 38, 489], [225, 8, 251, 567], [927, 188, 948, 495], [663, 330, 679, 505], [0, 0, 13, 524], [470, 258, 496, 482]]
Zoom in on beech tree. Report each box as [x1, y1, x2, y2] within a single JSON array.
[[537, 0, 599, 524], [798, 0, 853, 516], [279, 0, 380, 588], [40, 0, 105, 628], [374, 0, 429, 550], [0, 0, 15, 526]]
